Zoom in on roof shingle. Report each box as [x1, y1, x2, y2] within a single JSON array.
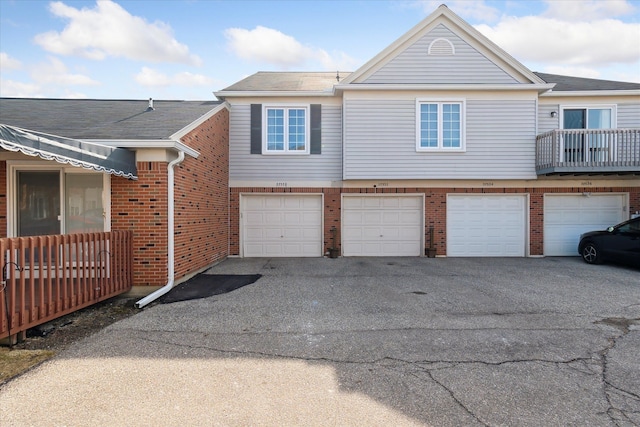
[[534, 72, 640, 92], [0, 98, 222, 140]]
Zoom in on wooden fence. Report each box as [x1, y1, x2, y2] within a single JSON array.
[[0, 231, 133, 342]]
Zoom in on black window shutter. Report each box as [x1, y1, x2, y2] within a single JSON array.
[[310, 104, 321, 155], [250, 104, 262, 154]]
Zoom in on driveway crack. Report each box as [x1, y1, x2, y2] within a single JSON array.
[[595, 317, 640, 426]]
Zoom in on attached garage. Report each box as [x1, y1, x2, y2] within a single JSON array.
[[544, 193, 626, 256], [447, 194, 527, 257], [241, 194, 323, 257], [342, 195, 423, 256]]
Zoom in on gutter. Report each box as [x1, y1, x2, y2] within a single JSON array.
[[135, 150, 185, 308]]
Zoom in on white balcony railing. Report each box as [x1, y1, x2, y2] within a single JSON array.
[[536, 128, 640, 174]]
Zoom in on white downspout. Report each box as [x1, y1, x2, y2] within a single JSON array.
[[135, 150, 185, 308]]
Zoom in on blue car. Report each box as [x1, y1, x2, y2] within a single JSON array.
[[578, 217, 640, 266]]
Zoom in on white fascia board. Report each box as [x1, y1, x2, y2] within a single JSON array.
[[540, 89, 640, 97], [214, 90, 336, 99], [170, 101, 229, 140], [335, 83, 555, 93], [85, 139, 200, 158]]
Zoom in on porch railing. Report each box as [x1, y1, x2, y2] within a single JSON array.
[[0, 231, 133, 341], [536, 128, 640, 174]]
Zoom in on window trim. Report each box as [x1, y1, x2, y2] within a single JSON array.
[[559, 104, 617, 129], [416, 99, 466, 152], [262, 104, 311, 155], [6, 161, 110, 237]]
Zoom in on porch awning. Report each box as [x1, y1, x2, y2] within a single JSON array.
[[0, 124, 137, 179]]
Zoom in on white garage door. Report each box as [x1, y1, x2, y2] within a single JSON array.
[[544, 194, 626, 256], [447, 195, 527, 257], [342, 195, 423, 256], [242, 195, 322, 257]]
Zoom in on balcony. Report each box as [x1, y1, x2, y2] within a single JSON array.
[[1, 231, 133, 343], [536, 129, 640, 175]]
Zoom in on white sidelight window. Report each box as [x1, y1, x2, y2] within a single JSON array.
[[416, 100, 465, 151]]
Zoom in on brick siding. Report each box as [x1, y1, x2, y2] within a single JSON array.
[[231, 186, 640, 257], [173, 108, 229, 279], [0, 161, 5, 238], [111, 162, 169, 286]]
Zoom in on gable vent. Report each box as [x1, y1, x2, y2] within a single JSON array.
[[428, 38, 455, 56]]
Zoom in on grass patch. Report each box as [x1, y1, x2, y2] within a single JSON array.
[[0, 347, 55, 384]]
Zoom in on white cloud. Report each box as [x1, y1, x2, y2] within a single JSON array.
[[31, 56, 100, 86], [135, 67, 172, 86], [0, 52, 22, 71], [543, 65, 602, 79], [225, 26, 311, 68], [224, 25, 356, 71], [0, 79, 42, 98], [135, 67, 213, 87], [34, 0, 201, 65], [317, 50, 360, 72], [543, 0, 636, 21], [477, 17, 640, 66]]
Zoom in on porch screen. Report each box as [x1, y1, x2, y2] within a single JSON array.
[[17, 171, 60, 236]]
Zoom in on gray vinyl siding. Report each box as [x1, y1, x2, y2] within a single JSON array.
[[344, 98, 537, 179], [618, 102, 640, 128], [538, 103, 560, 133], [538, 101, 640, 132], [363, 24, 518, 84], [229, 104, 342, 180]]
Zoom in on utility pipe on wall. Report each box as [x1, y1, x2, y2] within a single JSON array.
[[135, 150, 185, 308]]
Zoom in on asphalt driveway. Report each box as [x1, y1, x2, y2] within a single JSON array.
[[1, 257, 639, 426]]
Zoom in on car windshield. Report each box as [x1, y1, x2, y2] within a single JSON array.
[[617, 220, 640, 233]]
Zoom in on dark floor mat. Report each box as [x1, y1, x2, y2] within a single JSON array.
[[159, 274, 261, 304]]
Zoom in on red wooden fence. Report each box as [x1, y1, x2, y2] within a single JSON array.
[[0, 231, 133, 341]]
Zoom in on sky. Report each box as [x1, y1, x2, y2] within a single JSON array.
[[0, 0, 639, 100]]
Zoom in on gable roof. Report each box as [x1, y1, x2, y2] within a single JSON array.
[[534, 72, 640, 92], [340, 4, 546, 86], [0, 98, 222, 140]]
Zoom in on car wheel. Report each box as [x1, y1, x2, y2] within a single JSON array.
[[581, 242, 602, 264]]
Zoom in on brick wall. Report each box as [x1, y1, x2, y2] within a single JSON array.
[[230, 186, 640, 257], [173, 107, 229, 278], [110, 107, 230, 286], [0, 161, 6, 238], [111, 162, 169, 286]]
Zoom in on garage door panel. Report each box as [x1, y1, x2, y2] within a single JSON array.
[[242, 195, 322, 257], [364, 212, 382, 222], [544, 194, 625, 256], [342, 196, 423, 256], [362, 227, 383, 240], [263, 197, 283, 209], [381, 198, 401, 208], [447, 195, 526, 257], [382, 212, 400, 222]]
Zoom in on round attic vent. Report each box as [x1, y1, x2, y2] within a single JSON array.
[[428, 38, 455, 56]]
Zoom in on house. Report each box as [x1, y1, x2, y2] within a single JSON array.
[[0, 98, 229, 329], [214, 4, 640, 259], [1, 3, 639, 330]]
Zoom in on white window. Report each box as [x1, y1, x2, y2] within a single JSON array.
[[7, 162, 109, 237], [560, 105, 616, 162], [264, 106, 309, 154], [416, 100, 465, 151]]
